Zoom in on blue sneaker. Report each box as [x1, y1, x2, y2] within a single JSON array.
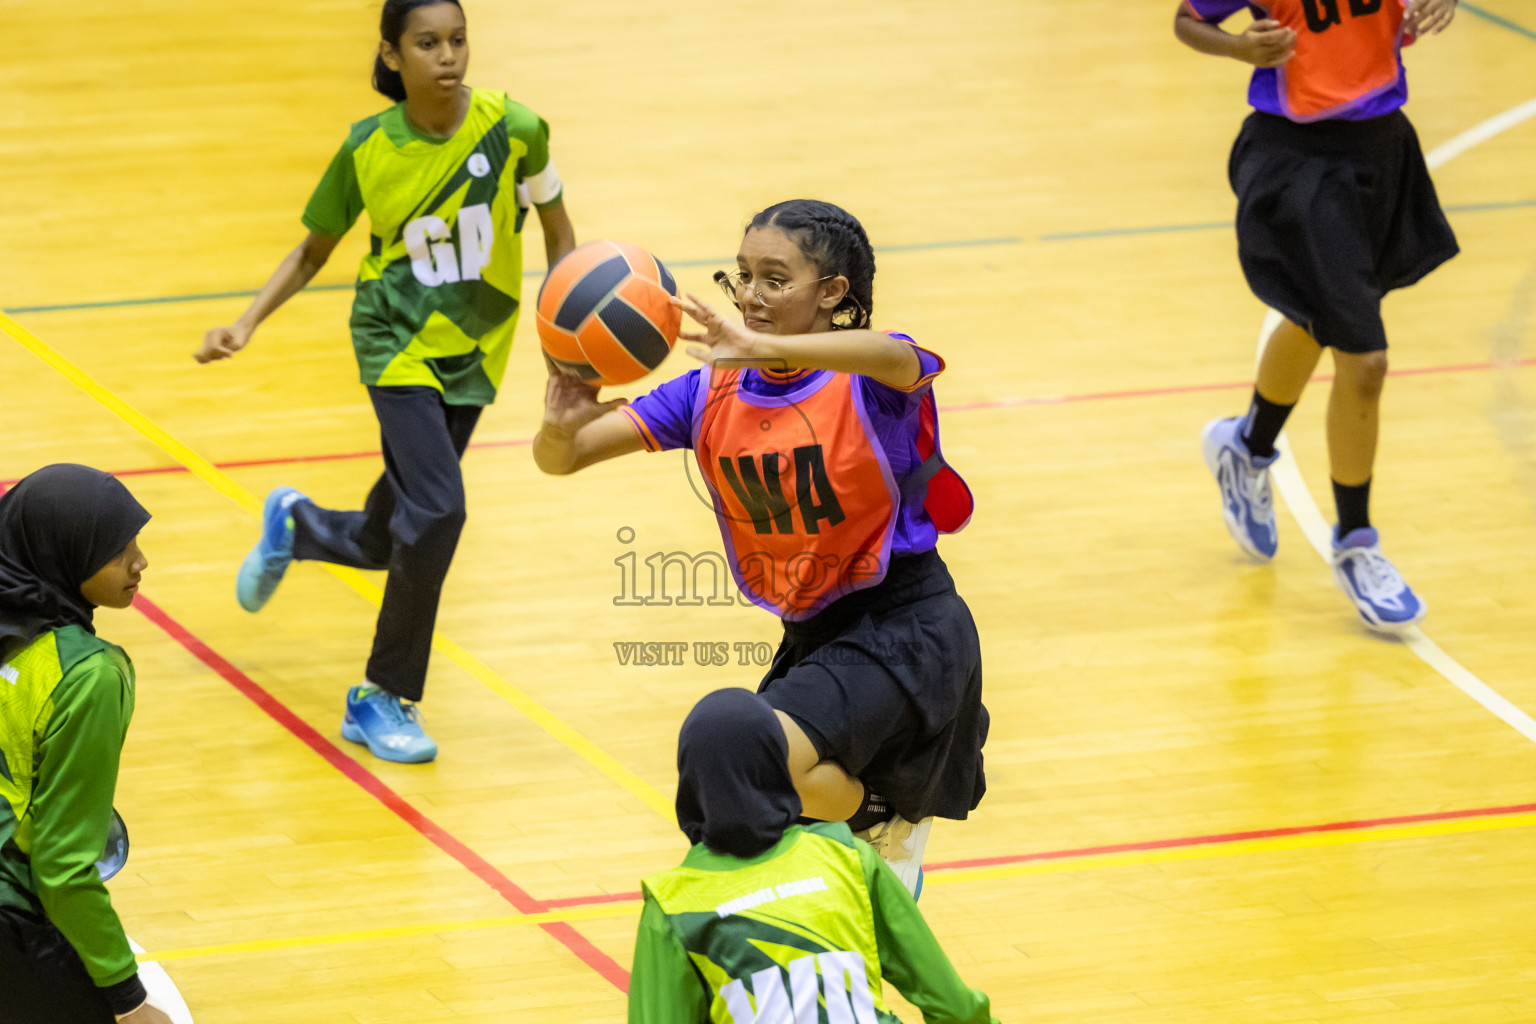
[[1202, 416, 1278, 560], [236, 487, 307, 612], [341, 685, 438, 763], [1331, 527, 1425, 634]]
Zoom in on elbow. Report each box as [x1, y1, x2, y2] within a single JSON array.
[[532, 438, 578, 476]]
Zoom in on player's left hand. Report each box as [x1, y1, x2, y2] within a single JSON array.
[[1405, 0, 1456, 36], [676, 293, 762, 367]]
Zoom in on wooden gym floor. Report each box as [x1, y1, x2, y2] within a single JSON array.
[[2, 1, 1535, 1020]]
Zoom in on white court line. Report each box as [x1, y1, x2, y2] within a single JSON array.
[[1257, 97, 1536, 746]]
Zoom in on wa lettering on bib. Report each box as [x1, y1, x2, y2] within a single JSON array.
[[693, 370, 900, 620]]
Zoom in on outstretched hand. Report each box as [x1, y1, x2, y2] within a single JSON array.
[[675, 293, 763, 367], [1405, 0, 1456, 36]]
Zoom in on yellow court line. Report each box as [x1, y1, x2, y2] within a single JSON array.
[[0, 311, 675, 822], [134, 809, 1536, 964]]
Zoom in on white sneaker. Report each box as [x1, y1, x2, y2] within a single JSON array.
[[1331, 526, 1425, 633], [854, 816, 932, 898], [1201, 416, 1278, 560]]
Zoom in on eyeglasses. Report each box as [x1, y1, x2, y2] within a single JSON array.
[[713, 270, 834, 309]]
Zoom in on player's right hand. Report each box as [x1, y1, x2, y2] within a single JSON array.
[[542, 364, 627, 435], [115, 1000, 176, 1024], [194, 324, 252, 363], [1236, 19, 1296, 68]]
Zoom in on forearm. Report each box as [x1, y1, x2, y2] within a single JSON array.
[[753, 330, 920, 388], [538, 200, 577, 269], [235, 238, 332, 332], [1174, 9, 1245, 58]]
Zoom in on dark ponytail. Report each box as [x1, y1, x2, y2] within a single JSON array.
[[747, 199, 876, 330], [372, 0, 463, 102]]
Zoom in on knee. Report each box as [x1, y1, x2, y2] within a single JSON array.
[[1336, 350, 1388, 401], [393, 497, 466, 553]]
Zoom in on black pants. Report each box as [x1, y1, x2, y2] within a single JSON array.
[[292, 386, 482, 702], [0, 907, 115, 1024]]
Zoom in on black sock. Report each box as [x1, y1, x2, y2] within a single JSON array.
[[1240, 389, 1295, 459], [844, 787, 890, 833], [1332, 478, 1372, 536]]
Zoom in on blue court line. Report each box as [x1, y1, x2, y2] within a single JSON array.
[[1, 236, 1026, 316], [1462, 2, 1536, 43], [1039, 198, 1536, 243]]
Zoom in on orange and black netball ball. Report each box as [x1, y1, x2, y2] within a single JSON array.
[[536, 240, 681, 385]]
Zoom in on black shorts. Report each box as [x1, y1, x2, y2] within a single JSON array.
[[0, 906, 115, 1024], [757, 549, 988, 823], [1229, 109, 1459, 353]]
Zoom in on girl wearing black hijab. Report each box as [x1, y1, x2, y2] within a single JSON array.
[[629, 688, 1000, 1024], [0, 465, 174, 1024]]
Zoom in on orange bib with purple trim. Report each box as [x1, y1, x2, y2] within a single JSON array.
[[1271, 0, 1405, 121], [694, 368, 899, 620]]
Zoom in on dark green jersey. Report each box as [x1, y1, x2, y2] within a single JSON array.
[[630, 823, 999, 1024], [303, 88, 562, 405], [0, 626, 137, 987]]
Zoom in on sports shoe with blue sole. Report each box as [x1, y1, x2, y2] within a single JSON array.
[[236, 487, 307, 612], [341, 685, 438, 763], [1202, 416, 1278, 560], [1332, 526, 1425, 634]]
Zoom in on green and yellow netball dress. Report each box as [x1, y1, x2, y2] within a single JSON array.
[[631, 823, 998, 1024], [0, 627, 139, 993], [302, 87, 564, 406]]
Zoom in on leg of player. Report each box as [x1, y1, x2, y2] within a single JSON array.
[[773, 710, 863, 822], [1203, 318, 1322, 560], [1327, 349, 1423, 632]]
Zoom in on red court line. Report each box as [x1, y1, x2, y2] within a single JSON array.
[[535, 799, 1536, 909], [131, 592, 631, 993], [921, 800, 1536, 873], [6, 357, 1532, 491]]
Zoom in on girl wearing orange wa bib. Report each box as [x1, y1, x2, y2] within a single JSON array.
[[1177, 0, 1460, 633], [533, 200, 987, 893]]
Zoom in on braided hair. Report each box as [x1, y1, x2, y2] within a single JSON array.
[[747, 200, 875, 330]]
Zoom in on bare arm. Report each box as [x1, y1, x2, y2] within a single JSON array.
[[1173, 3, 1297, 67], [676, 294, 923, 389], [532, 369, 647, 475], [536, 198, 577, 270], [194, 231, 341, 363]]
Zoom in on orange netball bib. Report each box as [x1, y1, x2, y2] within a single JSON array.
[[694, 368, 899, 620], [1270, 0, 1406, 121]]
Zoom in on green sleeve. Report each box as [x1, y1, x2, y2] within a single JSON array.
[[628, 893, 710, 1024], [301, 135, 364, 238], [504, 98, 563, 207], [31, 653, 137, 987], [861, 843, 999, 1024]]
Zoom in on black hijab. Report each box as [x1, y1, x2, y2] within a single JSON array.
[[676, 688, 802, 858], [0, 465, 150, 663]]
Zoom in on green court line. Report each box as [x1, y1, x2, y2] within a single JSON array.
[[1039, 198, 1536, 243], [1, 237, 1026, 316], [1462, 1, 1536, 43]]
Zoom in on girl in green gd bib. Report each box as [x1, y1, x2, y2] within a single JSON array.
[[195, 0, 577, 762]]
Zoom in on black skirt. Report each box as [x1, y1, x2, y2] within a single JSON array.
[[1228, 109, 1459, 353], [757, 548, 988, 823]]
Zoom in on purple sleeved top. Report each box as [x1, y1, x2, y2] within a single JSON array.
[[621, 333, 947, 557], [1183, 0, 1410, 122]]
